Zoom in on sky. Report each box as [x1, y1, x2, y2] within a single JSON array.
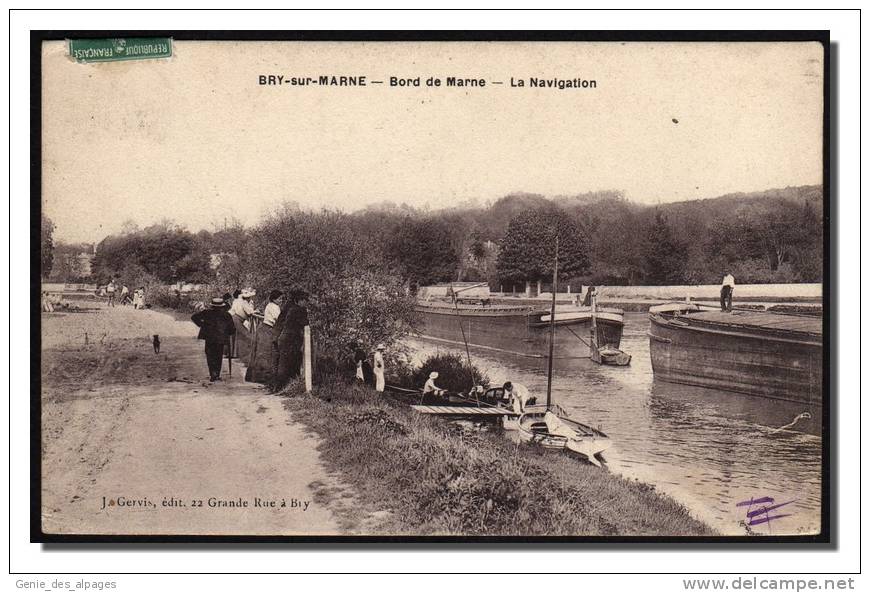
[[41, 40, 824, 243]]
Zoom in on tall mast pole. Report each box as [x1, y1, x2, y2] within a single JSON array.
[[546, 234, 559, 410]]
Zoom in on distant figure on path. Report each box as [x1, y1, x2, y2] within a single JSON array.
[[41, 292, 54, 313], [270, 290, 309, 393], [119, 284, 130, 306], [105, 279, 117, 307], [721, 272, 735, 312], [373, 344, 386, 393], [191, 297, 236, 382], [131, 286, 146, 310]]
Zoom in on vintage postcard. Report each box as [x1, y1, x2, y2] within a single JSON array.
[[34, 32, 828, 541]]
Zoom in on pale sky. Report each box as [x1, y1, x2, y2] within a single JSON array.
[[41, 40, 824, 243]]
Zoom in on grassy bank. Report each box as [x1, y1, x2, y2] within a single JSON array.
[[280, 379, 716, 537]]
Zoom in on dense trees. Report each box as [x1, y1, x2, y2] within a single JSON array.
[[641, 210, 688, 285], [51, 184, 823, 289], [495, 207, 590, 285], [385, 217, 460, 286]]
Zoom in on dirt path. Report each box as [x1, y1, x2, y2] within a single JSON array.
[[41, 303, 346, 536]]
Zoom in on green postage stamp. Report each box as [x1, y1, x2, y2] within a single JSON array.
[[68, 38, 172, 63]]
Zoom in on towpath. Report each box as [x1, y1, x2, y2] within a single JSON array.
[[40, 303, 347, 536]]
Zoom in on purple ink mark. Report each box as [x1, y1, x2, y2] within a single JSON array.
[[749, 513, 793, 526], [737, 496, 795, 532]]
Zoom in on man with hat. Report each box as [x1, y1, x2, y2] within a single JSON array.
[[191, 297, 237, 382], [423, 371, 444, 396]]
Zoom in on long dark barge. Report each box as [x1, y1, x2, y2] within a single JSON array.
[[648, 303, 822, 405], [415, 300, 624, 359]]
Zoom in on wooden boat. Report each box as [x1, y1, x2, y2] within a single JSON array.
[[592, 345, 632, 366], [588, 293, 631, 366], [648, 302, 823, 405], [517, 404, 611, 467], [387, 384, 536, 409]]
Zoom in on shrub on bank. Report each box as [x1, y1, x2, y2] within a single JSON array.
[[393, 352, 490, 393]]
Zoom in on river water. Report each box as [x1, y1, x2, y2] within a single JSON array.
[[405, 312, 822, 536]]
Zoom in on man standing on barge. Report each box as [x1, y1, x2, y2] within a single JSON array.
[[720, 271, 735, 312]]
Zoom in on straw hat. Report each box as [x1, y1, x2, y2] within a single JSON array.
[[429, 372, 439, 379], [210, 297, 228, 307], [376, 343, 386, 350]]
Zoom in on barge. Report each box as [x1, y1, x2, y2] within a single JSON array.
[[415, 300, 624, 359], [648, 303, 823, 405]]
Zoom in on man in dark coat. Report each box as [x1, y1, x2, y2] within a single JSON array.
[[270, 290, 310, 392], [191, 297, 236, 382]]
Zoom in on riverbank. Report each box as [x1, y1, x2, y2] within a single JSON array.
[[280, 379, 717, 537]]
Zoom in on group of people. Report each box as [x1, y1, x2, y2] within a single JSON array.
[[421, 372, 532, 413], [191, 287, 309, 391], [102, 279, 146, 309]]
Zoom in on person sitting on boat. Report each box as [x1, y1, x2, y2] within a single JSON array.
[[423, 372, 445, 396], [504, 381, 531, 414]]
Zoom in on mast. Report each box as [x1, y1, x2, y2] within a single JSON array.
[[450, 282, 487, 397], [546, 234, 559, 410]]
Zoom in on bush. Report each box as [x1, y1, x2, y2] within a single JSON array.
[[396, 352, 490, 393], [244, 208, 419, 365]]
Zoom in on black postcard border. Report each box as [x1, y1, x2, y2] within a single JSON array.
[[25, 29, 835, 551]]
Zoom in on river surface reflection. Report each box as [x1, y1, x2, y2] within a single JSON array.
[[406, 312, 822, 536]]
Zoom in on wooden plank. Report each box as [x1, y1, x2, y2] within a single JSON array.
[[410, 404, 517, 417]]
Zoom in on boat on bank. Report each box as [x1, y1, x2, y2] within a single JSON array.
[[648, 302, 823, 405], [414, 299, 625, 359], [516, 404, 611, 467]]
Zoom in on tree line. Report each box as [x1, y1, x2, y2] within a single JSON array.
[[43, 184, 823, 291]]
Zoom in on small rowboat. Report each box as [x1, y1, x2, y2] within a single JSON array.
[[592, 344, 632, 366], [517, 404, 611, 467]]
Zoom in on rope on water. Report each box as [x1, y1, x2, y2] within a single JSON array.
[[771, 412, 812, 433]]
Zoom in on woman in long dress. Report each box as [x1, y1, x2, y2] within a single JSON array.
[[373, 343, 386, 393], [246, 289, 282, 384], [229, 288, 257, 361]]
